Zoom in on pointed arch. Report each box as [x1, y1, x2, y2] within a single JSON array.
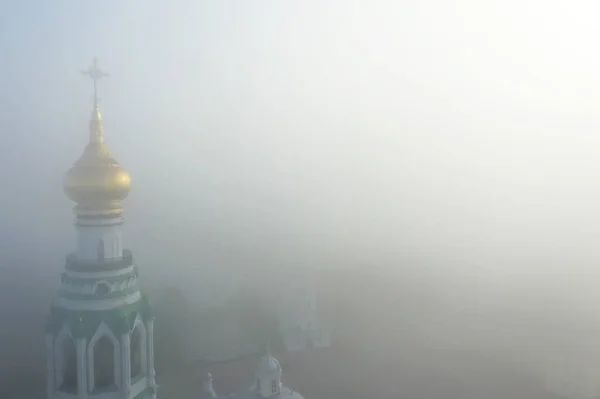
[[271, 379, 278, 394], [87, 322, 120, 392], [130, 316, 147, 379], [94, 336, 114, 388], [61, 338, 78, 392], [54, 327, 77, 393]]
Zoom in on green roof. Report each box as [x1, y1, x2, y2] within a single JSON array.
[[46, 293, 154, 339]]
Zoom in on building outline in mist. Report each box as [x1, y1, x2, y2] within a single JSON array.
[[45, 59, 157, 399], [42, 60, 310, 399]]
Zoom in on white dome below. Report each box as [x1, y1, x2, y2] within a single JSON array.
[[257, 355, 281, 375]]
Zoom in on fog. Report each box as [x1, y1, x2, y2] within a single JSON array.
[[2, 0, 600, 398]]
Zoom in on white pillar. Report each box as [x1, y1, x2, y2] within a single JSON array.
[[121, 332, 131, 397], [46, 334, 55, 399], [76, 338, 88, 398], [147, 319, 156, 387]]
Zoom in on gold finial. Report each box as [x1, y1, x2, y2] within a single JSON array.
[[64, 58, 131, 210], [81, 58, 109, 107], [82, 58, 109, 143]]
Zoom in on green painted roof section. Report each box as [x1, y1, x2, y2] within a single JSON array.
[[46, 293, 154, 339]]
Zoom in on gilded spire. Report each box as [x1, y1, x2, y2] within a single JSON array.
[[82, 58, 109, 144], [81, 58, 109, 108], [88, 105, 104, 144], [64, 59, 131, 211]]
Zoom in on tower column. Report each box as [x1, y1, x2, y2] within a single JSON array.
[[46, 334, 55, 399], [147, 319, 156, 386], [121, 332, 131, 397], [76, 337, 88, 398], [76, 220, 124, 262]]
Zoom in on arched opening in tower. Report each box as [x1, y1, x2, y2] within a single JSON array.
[[130, 325, 143, 378], [94, 336, 114, 389], [60, 337, 77, 393], [97, 239, 105, 262], [271, 379, 278, 394]]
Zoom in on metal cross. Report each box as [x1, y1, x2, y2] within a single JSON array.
[[81, 58, 109, 105]]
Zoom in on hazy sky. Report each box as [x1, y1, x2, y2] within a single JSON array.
[[3, 0, 600, 291]]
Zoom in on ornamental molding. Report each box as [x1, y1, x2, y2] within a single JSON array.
[[61, 276, 138, 297]]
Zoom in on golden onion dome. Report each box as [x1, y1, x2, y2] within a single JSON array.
[[63, 105, 131, 206]]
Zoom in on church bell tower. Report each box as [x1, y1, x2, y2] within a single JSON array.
[[45, 59, 157, 399]]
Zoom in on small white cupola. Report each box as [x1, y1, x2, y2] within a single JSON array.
[[256, 343, 282, 398], [203, 372, 217, 399]]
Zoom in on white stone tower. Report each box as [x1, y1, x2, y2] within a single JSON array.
[[45, 59, 157, 399]]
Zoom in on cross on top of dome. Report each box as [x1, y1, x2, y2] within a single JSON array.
[[81, 58, 109, 106]]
